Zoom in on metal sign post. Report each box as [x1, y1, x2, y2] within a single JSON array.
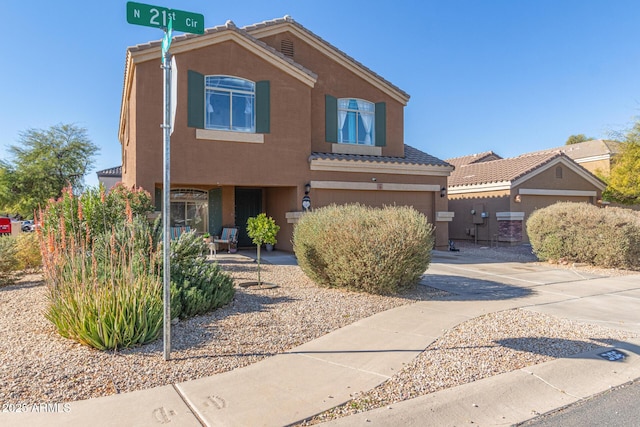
[[161, 19, 172, 361], [126, 2, 204, 362]]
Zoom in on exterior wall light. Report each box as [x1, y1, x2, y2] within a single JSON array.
[[514, 194, 522, 203], [304, 183, 311, 195], [440, 187, 446, 198]]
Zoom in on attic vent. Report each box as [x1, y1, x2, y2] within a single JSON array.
[[280, 38, 294, 58]]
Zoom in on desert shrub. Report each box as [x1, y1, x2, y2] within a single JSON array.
[[0, 237, 18, 285], [15, 232, 42, 270], [527, 202, 640, 269], [168, 231, 235, 319], [293, 204, 434, 294]]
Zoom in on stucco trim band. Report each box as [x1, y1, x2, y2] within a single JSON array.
[[496, 212, 525, 221], [447, 181, 511, 194], [310, 181, 441, 192], [331, 144, 382, 156], [310, 159, 452, 176], [196, 129, 264, 144], [518, 189, 597, 197], [436, 211, 455, 222]]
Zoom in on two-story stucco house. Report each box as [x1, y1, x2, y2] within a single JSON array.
[[118, 16, 454, 251]]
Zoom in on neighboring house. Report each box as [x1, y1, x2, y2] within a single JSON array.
[[118, 16, 454, 251], [96, 166, 122, 192], [446, 151, 606, 244], [527, 139, 622, 176]]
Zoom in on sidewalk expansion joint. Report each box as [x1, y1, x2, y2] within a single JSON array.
[[521, 369, 583, 400], [293, 352, 393, 380], [172, 383, 207, 427]]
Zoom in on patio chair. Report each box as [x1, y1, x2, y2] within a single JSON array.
[[212, 227, 238, 257], [170, 225, 191, 240]]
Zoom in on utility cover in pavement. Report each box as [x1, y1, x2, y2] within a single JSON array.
[[598, 349, 627, 361]]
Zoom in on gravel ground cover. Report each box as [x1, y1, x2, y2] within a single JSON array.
[[0, 245, 637, 418], [0, 260, 443, 405], [301, 310, 636, 425]]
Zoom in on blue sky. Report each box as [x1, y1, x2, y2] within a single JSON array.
[[2, 1, 639, 187]]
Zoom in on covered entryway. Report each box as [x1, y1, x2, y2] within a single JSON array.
[[235, 188, 263, 247]]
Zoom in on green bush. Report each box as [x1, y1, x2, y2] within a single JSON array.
[[293, 204, 434, 294], [527, 202, 640, 269], [168, 231, 235, 319]]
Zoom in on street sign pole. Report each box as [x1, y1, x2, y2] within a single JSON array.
[[126, 1, 203, 362], [160, 14, 175, 361], [162, 35, 172, 362]]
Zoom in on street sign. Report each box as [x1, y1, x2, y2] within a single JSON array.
[[127, 2, 204, 34]]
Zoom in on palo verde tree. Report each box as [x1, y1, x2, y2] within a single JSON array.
[[604, 120, 640, 205], [0, 124, 98, 218]]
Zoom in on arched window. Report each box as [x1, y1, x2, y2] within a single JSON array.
[[170, 189, 209, 234], [205, 76, 255, 132], [337, 98, 375, 145]]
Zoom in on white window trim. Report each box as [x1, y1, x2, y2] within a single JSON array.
[[337, 98, 375, 146]]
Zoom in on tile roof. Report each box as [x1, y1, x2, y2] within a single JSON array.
[[127, 20, 317, 80], [527, 139, 623, 160], [445, 151, 502, 168], [96, 166, 122, 177], [448, 152, 567, 187], [310, 145, 452, 168], [242, 16, 410, 102]]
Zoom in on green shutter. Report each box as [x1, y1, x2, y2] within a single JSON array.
[[256, 81, 270, 134], [187, 70, 204, 128], [154, 187, 162, 211], [208, 188, 222, 235], [325, 94, 338, 143], [375, 102, 386, 147]]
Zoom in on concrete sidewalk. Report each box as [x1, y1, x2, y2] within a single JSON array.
[[2, 251, 639, 426]]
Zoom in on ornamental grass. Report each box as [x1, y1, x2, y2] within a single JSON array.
[[37, 187, 163, 350]]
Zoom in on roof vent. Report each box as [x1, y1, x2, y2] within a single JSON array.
[[280, 38, 294, 58]]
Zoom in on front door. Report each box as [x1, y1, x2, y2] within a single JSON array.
[[235, 188, 262, 247]]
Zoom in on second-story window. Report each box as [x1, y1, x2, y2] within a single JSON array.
[[338, 98, 375, 145], [206, 76, 255, 132]]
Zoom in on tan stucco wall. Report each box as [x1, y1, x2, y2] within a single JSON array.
[[265, 187, 298, 252], [448, 192, 510, 242], [515, 164, 601, 194], [257, 32, 405, 157], [125, 40, 313, 195], [448, 165, 603, 244], [576, 158, 611, 176], [121, 33, 449, 251]]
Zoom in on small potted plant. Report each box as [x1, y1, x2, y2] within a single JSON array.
[[246, 213, 280, 287], [202, 232, 212, 244]]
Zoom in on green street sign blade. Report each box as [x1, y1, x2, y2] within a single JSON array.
[[127, 2, 204, 34]]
